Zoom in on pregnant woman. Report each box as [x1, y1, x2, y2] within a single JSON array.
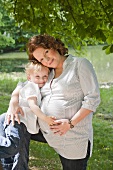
[[1, 34, 100, 170]]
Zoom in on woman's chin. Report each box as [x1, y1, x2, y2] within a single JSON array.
[[38, 84, 44, 88]]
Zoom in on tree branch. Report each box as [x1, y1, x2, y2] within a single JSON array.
[[99, 0, 113, 25], [80, 0, 85, 14], [28, 0, 35, 21], [66, 0, 78, 25], [14, 0, 18, 15]]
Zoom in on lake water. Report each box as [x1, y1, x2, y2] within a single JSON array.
[[69, 45, 113, 84]]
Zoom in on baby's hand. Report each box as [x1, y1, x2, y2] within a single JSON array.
[[6, 106, 24, 126], [46, 116, 56, 125]]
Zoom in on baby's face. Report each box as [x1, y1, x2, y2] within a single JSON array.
[[30, 67, 49, 88]]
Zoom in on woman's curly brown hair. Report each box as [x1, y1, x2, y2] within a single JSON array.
[[27, 34, 68, 60]]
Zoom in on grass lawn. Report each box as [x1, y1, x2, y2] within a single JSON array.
[[0, 73, 113, 170]]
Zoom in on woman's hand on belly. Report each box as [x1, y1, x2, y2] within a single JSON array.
[[49, 119, 70, 136]]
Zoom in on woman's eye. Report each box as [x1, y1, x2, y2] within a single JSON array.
[[45, 50, 49, 53], [40, 58, 43, 62]]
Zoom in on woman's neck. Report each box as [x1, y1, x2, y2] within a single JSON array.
[[54, 55, 67, 78], [54, 68, 63, 78]]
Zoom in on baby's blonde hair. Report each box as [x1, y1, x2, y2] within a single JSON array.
[[25, 60, 49, 75]]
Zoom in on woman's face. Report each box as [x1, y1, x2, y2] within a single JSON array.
[[33, 47, 63, 69]]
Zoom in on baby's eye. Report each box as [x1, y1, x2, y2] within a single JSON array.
[[44, 76, 48, 78], [35, 75, 40, 78]]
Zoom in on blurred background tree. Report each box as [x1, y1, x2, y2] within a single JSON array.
[[1, 0, 113, 54], [0, 0, 35, 52]]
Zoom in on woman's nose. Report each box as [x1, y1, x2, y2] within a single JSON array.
[[45, 55, 50, 62]]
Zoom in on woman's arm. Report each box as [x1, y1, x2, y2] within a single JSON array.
[[27, 97, 55, 125], [6, 86, 24, 125]]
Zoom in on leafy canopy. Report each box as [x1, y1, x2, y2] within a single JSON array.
[[3, 0, 113, 54], [0, 0, 15, 49]]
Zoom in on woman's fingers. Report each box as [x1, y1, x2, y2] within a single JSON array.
[[52, 130, 65, 136], [50, 123, 63, 135], [50, 120, 70, 135], [50, 124, 60, 129]]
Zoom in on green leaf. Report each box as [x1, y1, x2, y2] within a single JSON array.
[[102, 45, 109, 50], [106, 35, 113, 44], [110, 44, 113, 53], [105, 46, 111, 55]]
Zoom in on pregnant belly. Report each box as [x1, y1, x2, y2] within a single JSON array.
[[39, 99, 66, 138], [40, 99, 65, 118]]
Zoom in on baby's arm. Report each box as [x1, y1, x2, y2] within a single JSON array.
[[6, 86, 24, 125], [27, 97, 55, 125]]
